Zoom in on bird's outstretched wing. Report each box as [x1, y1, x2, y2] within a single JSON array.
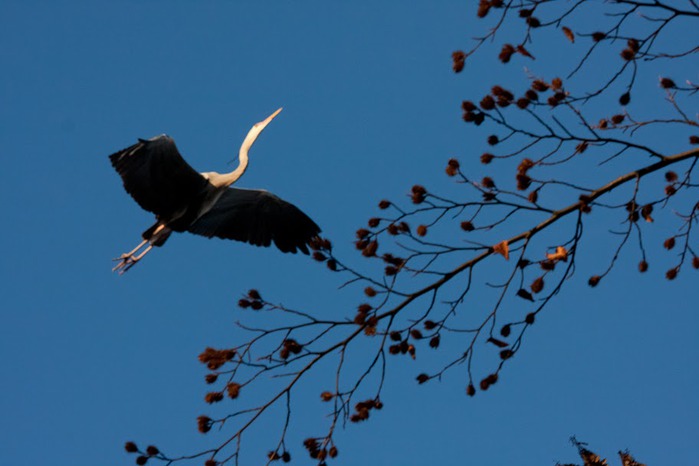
[[187, 187, 321, 254], [109, 135, 209, 219]]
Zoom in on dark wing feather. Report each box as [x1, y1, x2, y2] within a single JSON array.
[[187, 188, 321, 254], [109, 135, 209, 219]]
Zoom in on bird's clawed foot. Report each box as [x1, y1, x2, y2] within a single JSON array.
[[112, 253, 139, 274], [111, 240, 153, 274]]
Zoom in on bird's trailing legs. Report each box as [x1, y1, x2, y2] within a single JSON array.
[[112, 224, 168, 274]]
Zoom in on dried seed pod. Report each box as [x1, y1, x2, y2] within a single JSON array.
[[362, 241, 379, 257], [227, 383, 241, 399], [385, 265, 398, 276], [480, 95, 496, 110], [526, 16, 541, 28], [480, 152, 494, 164], [517, 289, 534, 302], [238, 299, 251, 308], [353, 312, 366, 325], [611, 114, 625, 124], [499, 43, 515, 63], [446, 158, 460, 176], [481, 176, 495, 189], [357, 303, 372, 313], [411, 184, 427, 204], [197, 415, 213, 433], [540, 260, 555, 271], [621, 48, 635, 61], [125, 442, 139, 453], [659, 77, 676, 89], [284, 339, 303, 354], [250, 301, 263, 310], [205, 392, 224, 404], [528, 190, 539, 204], [462, 100, 476, 111], [460, 221, 475, 231], [516, 97, 530, 109], [452, 50, 466, 73], [516, 173, 532, 190], [532, 80, 548, 92], [477, 0, 491, 17]]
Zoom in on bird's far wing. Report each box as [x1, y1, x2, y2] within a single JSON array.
[[109, 135, 209, 219], [187, 187, 321, 254]]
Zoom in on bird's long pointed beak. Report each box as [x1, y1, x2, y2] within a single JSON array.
[[254, 107, 283, 130]]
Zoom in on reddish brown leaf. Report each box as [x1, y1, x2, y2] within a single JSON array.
[[493, 240, 510, 260], [562, 26, 575, 43]]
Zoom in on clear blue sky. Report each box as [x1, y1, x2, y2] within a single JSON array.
[[1, 2, 697, 465]]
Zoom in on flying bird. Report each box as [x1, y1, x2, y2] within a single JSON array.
[[109, 108, 321, 273]]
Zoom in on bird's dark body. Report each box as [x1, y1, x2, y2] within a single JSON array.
[[110, 134, 320, 256]]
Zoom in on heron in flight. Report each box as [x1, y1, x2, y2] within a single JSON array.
[[110, 108, 321, 273]]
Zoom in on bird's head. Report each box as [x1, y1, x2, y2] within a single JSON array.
[[253, 108, 283, 131]]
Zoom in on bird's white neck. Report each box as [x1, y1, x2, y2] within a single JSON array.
[[206, 108, 283, 189], [207, 154, 248, 189]]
